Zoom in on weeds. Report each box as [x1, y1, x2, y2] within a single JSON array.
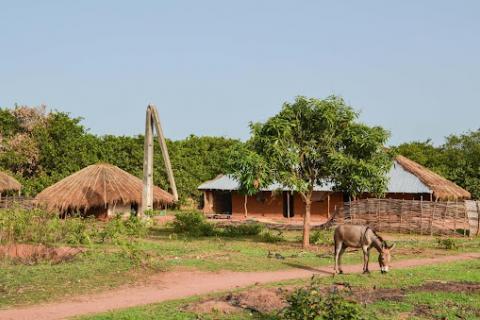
[[436, 238, 457, 250], [222, 223, 263, 237], [309, 231, 333, 246], [280, 278, 365, 320], [0, 208, 149, 246], [259, 230, 285, 243], [172, 211, 216, 237]]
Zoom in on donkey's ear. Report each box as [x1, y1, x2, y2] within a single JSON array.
[[388, 243, 396, 250]]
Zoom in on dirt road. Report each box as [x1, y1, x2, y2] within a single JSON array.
[[1, 252, 479, 320]]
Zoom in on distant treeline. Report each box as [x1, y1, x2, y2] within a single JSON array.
[[1, 106, 479, 201], [0, 106, 241, 204], [394, 132, 480, 199]]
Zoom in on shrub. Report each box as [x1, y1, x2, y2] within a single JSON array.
[[259, 230, 285, 243], [172, 211, 217, 237], [309, 230, 333, 246], [281, 279, 365, 320], [221, 223, 263, 237], [436, 237, 457, 250], [0, 208, 150, 246]]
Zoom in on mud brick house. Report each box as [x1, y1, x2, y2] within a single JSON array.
[[198, 156, 470, 219]]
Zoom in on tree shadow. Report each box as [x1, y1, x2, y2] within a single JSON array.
[[282, 262, 332, 275]]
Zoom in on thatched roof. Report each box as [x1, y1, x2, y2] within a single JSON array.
[[0, 172, 22, 193], [35, 163, 174, 212], [395, 155, 471, 200]]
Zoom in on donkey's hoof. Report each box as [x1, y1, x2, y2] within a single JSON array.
[[363, 270, 370, 274], [339, 270, 344, 274]]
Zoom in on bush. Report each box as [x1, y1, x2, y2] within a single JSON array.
[[0, 208, 150, 246], [221, 223, 263, 237], [436, 237, 457, 250], [309, 230, 333, 246], [259, 230, 285, 243], [281, 279, 365, 320], [172, 211, 217, 237]]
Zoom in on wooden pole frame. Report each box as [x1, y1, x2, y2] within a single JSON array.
[[140, 105, 179, 215]]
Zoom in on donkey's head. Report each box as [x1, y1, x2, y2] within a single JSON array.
[[378, 242, 395, 273]]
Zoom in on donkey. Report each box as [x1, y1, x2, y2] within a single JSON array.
[[333, 224, 395, 274]]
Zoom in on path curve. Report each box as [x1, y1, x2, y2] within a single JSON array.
[[1, 252, 479, 320]]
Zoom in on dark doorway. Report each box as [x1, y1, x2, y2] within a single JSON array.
[[213, 191, 232, 214], [283, 192, 295, 218]]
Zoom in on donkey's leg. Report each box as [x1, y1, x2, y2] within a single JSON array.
[[362, 246, 370, 274], [337, 245, 346, 274], [334, 241, 343, 274]]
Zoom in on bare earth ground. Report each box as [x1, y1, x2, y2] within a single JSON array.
[[1, 252, 479, 320]]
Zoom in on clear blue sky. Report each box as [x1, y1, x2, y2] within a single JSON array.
[[1, 1, 479, 145]]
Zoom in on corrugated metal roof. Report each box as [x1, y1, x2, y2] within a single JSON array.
[[198, 161, 432, 194]]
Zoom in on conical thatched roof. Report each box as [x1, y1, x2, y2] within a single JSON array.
[[396, 155, 471, 200], [35, 164, 174, 212], [0, 172, 22, 193]]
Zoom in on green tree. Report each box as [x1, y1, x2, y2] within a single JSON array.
[[247, 96, 391, 247], [228, 144, 271, 217]]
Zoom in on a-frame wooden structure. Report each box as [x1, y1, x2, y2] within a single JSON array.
[[141, 105, 178, 215]]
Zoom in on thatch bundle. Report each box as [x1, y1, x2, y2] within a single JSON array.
[[35, 163, 174, 212], [396, 155, 471, 200], [0, 172, 22, 193]]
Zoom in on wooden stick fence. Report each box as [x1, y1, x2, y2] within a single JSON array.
[[333, 198, 474, 237], [0, 197, 36, 210]]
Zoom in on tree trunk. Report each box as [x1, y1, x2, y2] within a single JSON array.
[[244, 194, 248, 218], [302, 195, 312, 248]]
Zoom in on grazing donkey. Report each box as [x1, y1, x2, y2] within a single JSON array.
[[334, 224, 395, 274]]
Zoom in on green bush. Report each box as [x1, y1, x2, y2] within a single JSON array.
[[281, 279, 365, 320], [221, 223, 263, 237], [0, 208, 149, 246], [436, 237, 457, 250], [259, 230, 285, 243], [309, 230, 333, 246], [172, 211, 217, 237]]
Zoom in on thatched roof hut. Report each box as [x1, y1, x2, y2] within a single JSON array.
[[0, 171, 22, 194], [395, 155, 470, 200], [35, 164, 174, 216]]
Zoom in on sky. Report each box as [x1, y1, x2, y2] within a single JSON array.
[[1, 1, 479, 145]]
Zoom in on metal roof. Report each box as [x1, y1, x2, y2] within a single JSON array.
[[198, 161, 432, 194]]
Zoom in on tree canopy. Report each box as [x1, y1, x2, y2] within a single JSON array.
[[395, 130, 480, 199], [244, 96, 391, 247], [0, 106, 241, 204]]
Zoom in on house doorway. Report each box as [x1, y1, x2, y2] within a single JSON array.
[[213, 191, 232, 214]]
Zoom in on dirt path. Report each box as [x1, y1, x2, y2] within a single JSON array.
[[1, 252, 479, 320]]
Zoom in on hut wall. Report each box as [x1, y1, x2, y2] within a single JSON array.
[[231, 191, 343, 219], [232, 191, 283, 217]]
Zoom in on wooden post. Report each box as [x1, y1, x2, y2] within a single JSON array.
[[141, 107, 154, 215], [476, 201, 480, 236], [420, 196, 424, 235], [327, 193, 330, 219], [150, 105, 178, 202], [453, 200, 458, 235], [430, 200, 437, 236], [443, 201, 449, 234], [399, 199, 403, 233]]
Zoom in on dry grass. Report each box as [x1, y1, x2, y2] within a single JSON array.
[[35, 163, 173, 212], [396, 155, 470, 200], [0, 171, 21, 193]]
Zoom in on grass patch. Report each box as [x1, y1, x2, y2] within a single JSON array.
[[1, 208, 480, 310], [77, 259, 480, 320]]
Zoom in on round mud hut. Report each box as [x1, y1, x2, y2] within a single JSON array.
[[0, 171, 22, 199], [35, 163, 174, 218]]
